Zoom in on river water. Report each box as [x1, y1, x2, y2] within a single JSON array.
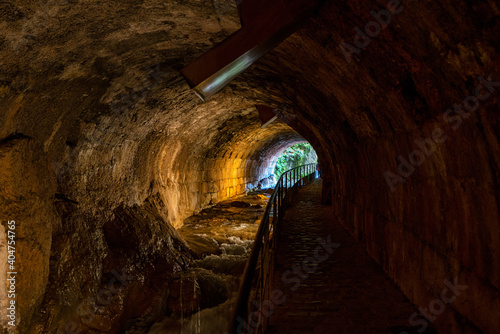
[[125, 192, 270, 334]]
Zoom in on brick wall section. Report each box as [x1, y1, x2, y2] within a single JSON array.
[[164, 152, 283, 229], [156, 124, 307, 228]]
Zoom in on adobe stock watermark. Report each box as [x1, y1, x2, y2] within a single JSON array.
[[231, 235, 340, 334], [64, 267, 135, 334], [213, 0, 243, 18], [400, 277, 468, 334], [339, 0, 410, 63], [385, 73, 500, 192]]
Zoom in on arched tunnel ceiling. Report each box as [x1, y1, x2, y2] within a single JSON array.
[[0, 0, 499, 333]]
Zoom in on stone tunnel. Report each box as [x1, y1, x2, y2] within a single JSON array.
[[0, 0, 499, 333]]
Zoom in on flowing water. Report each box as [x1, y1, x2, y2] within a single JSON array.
[[124, 191, 270, 334]]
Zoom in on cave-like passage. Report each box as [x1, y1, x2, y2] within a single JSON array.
[[261, 181, 434, 334], [143, 138, 320, 333], [137, 192, 270, 334]]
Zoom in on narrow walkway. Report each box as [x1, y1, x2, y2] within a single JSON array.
[[268, 179, 430, 334]]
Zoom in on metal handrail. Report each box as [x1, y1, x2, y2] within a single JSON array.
[[227, 163, 317, 334]]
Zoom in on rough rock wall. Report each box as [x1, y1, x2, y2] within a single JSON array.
[[0, 0, 499, 333], [0, 0, 303, 332]]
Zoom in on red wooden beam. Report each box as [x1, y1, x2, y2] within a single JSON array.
[[181, 0, 319, 100]]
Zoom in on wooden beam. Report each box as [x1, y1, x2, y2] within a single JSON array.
[[181, 0, 319, 100]]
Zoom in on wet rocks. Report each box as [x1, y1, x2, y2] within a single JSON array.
[[229, 200, 251, 208], [167, 273, 202, 316]]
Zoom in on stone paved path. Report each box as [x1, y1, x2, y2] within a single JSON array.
[[267, 179, 433, 334]]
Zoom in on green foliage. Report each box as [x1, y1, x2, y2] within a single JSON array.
[[274, 143, 318, 179]]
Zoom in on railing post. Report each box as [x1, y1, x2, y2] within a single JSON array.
[[298, 166, 301, 186], [276, 183, 281, 215], [300, 166, 302, 186]]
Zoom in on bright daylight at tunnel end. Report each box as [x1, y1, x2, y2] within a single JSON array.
[[0, 0, 499, 333]]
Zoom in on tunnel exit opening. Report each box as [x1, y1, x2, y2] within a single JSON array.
[[272, 142, 318, 183]]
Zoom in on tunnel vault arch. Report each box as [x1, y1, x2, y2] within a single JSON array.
[[0, 0, 499, 333], [150, 101, 308, 229]]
